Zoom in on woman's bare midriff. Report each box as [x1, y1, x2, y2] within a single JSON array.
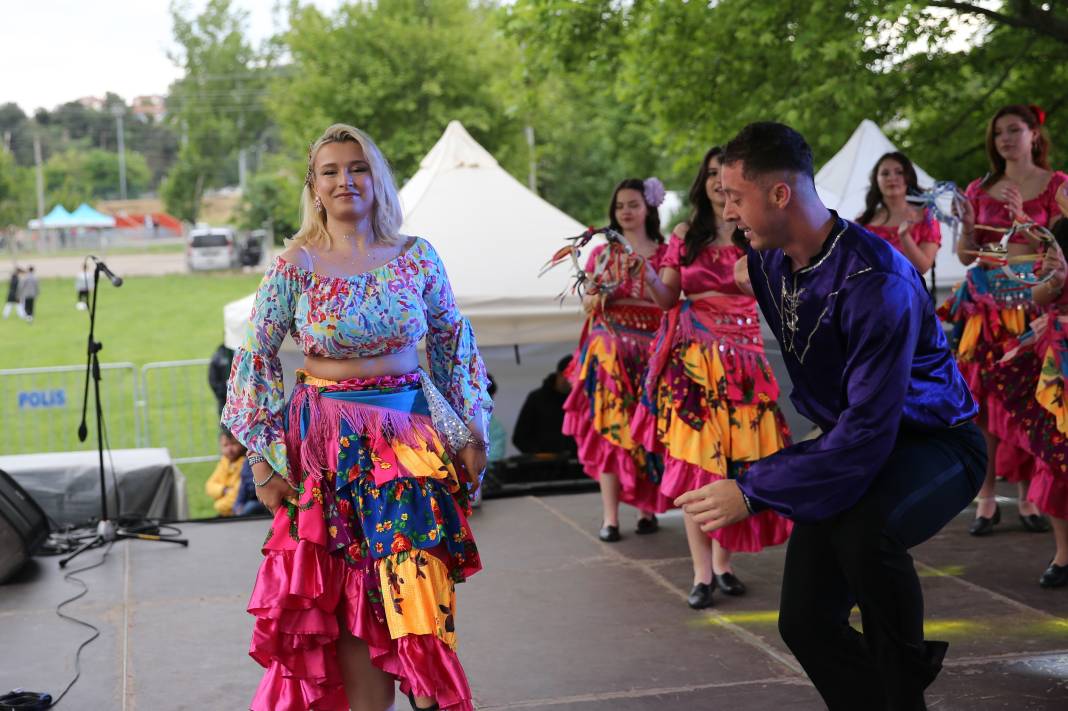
[[304, 349, 420, 382], [687, 289, 736, 301], [609, 297, 660, 307]]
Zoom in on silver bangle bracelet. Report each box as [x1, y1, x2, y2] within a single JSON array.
[[253, 469, 277, 487]]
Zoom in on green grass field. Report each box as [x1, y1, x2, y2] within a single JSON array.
[[1, 270, 265, 520]]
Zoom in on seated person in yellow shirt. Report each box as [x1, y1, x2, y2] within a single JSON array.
[[205, 428, 246, 516]]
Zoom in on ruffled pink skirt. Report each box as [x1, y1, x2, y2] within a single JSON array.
[[247, 372, 479, 710]]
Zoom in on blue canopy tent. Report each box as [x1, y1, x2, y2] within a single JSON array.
[[28, 204, 75, 229], [68, 203, 116, 228]]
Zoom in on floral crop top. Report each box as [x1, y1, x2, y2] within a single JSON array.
[[222, 237, 489, 477]]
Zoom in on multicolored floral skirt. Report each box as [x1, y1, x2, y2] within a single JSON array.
[[631, 296, 792, 552], [562, 303, 670, 513], [988, 312, 1068, 519], [248, 370, 480, 711], [938, 264, 1039, 483]]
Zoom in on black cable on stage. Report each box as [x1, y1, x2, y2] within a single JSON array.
[[2, 543, 113, 709]]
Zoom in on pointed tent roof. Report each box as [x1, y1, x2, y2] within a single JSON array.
[[69, 203, 116, 228], [397, 120, 585, 345], [815, 119, 967, 284], [29, 204, 74, 229]]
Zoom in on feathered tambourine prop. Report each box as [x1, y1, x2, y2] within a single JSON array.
[[961, 220, 1059, 286], [906, 181, 969, 237], [539, 226, 646, 305]]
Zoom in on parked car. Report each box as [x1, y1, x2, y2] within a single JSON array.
[[187, 228, 238, 271], [238, 230, 266, 267]]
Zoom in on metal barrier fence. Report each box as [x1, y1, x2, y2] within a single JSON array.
[[0, 363, 140, 456], [138, 359, 220, 464], [1, 359, 222, 464]]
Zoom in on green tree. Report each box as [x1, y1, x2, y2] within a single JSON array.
[[0, 148, 35, 230], [238, 155, 302, 244], [43, 148, 151, 207], [164, 0, 272, 222], [272, 0, 525, 185]]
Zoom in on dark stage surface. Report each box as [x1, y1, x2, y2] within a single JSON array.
[[1, 482, 1066, 710]]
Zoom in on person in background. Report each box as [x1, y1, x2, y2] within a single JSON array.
[[208, 341, 236, 414], [74, 268, 92, 311], [513, 355, 577, 456], [233, 458, 269, 516], [856, 152, 942, 275], [17, 266, 38, 323], [205, 428, 247, 517], [470, 374, 507, 509], [3, 267, 22, 319]]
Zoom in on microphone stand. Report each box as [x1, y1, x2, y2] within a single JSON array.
[[60, 259, 188, 568]]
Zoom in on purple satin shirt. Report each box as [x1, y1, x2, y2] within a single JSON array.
[[737, 214, 977, 523]]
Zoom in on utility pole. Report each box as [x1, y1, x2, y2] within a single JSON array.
[[524, 125, 537, 192], [112, 104, 127, 200], [33, 133, 45, 247]]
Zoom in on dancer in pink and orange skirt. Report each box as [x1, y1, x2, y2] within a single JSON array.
[[939, 104, 1066, 536], [632, 147, 792, 608], [987, 219, 1068, 587], [562, 178, 672, 542], [224, 124, 490, 711]]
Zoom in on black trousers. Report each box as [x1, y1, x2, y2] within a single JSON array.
[[778, 422, 986, 711]]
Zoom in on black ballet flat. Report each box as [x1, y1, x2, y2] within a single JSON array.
[[1020, 513, 1051, 533], [598, 524, 621, 542], [408, 690, 440, 711], [715, 572, 747, 596], [968, 504, 1000, 536], [687, 581, 715, 609], [1039, 561, 1068, 588], [635, 514, 659, 535]]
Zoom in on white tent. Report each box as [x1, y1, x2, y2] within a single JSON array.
[[815, 119, 968, 285], [398, 120, 584, 345]]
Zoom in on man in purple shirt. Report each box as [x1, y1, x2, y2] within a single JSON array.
[[677, 122, 985, 710]]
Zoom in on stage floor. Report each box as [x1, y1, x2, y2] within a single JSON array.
[[2, 483, 1066, 710]]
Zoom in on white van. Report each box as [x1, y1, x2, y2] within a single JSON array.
[[187, 228, 238, 271]]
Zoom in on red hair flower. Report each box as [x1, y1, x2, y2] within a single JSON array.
[[1029, 104, 1047, 126]]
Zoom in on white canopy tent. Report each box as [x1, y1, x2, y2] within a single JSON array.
[[815, 119, 968, 285]]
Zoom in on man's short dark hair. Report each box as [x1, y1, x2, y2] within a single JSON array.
[[722, 122, 814, 181], [556, 355, 573, 374]]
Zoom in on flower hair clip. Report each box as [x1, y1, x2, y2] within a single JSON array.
[[643, 177, 666, 208], [1029, 103, 1047, 126]]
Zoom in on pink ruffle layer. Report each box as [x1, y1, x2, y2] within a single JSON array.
[[1028, 460, 1068, 520], [658, 458, 791, 553], [563, 393, 671, 513], [247, 538, 472, 711]]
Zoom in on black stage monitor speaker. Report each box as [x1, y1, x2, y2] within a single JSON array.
[[0, 469, 49, 583]]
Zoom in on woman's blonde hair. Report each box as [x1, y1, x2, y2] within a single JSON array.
[[291, 123, 403, 248]]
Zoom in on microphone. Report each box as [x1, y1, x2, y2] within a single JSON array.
[[88, 256, 123, 287]]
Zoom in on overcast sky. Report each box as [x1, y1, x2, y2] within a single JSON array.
[[0, 0, 342, 114]]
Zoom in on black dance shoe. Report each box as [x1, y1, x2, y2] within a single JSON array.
[[635, 515, 659, 535], [408, 691, 440, 710], [714, 572, 747, 596], [598, 524, 621, 542], [1039, 561, 1068, 588], [1020, 513, 1052, 533], [687, 581, 715, 609], [968, 504, 1000, 536]]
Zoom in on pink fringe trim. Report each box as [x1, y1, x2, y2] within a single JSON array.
[[287, 384, 441, 488]]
